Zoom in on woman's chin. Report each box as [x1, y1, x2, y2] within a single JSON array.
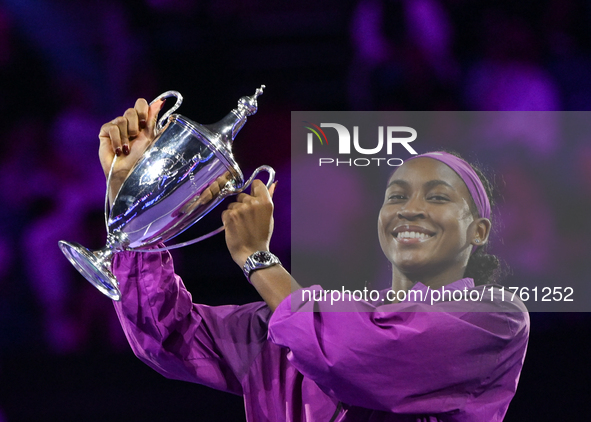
[[393, 255, 432, 275]]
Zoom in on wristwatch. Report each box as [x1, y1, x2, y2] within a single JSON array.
[[243, 251, 281, 283]]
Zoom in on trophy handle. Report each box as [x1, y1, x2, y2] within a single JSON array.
[[229, 165, 275, 194], [151, 91, 184, 133], [134, 165, 276, 253]]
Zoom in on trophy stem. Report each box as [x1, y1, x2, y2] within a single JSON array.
[[58, 241, 121, 301]]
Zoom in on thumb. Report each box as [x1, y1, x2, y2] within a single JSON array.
[[146, 99, 166, 136], [268, 180, 278, 198], [250, 179, 274, 202]]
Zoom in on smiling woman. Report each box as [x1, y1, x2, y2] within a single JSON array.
[[99, 99, 528, 422], [267, 152, 528, 420], [379, 152, 496, 292]]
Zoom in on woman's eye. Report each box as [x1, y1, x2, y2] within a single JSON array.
[[428, 195, 449, 201], [387, 194, 406, 201]]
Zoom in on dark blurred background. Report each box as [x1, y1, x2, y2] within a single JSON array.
[[0, 0, 590, 420]]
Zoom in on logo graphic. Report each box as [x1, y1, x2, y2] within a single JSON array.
[[303, 122, 418, 167], [303, 122, 328, 153], [305, 123, 418, 155]]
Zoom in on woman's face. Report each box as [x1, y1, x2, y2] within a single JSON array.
[[378, 157, 485, 282]]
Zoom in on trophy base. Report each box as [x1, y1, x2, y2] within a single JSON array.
[[58, 241, 121, 301]]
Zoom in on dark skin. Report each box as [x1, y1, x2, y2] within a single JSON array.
[[99, 101, 490, 311], [378, 158, 491, 294]]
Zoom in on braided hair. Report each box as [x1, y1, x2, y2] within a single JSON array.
[[445, 151, 502, 286]]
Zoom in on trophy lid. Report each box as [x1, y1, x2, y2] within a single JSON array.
[[170, 114, 244, 184], [169, 85, 266, 184], [207, 85, 265, 150]]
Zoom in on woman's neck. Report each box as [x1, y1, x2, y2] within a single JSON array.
[[391, 265, 467, 293]]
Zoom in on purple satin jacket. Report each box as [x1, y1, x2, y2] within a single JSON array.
[[112, 249, 529, 422]]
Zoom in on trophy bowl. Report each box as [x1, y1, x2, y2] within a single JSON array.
[[59, 86, 274, 301]]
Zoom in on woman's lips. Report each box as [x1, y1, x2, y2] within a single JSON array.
[[392, 225, 435, 244]]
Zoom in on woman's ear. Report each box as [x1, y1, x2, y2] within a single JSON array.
[[470, 218, 492, 247]]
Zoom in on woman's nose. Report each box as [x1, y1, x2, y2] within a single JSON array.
[[397, 196, 426, 220]]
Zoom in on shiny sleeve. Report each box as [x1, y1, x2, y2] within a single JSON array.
[[267, 286, 529, 414], [112, 248, 271, 395]]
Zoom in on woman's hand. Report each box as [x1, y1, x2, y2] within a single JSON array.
[[98, 98, 165, 203], [222, 179, 277, 268], [223, 180, 298, 311]]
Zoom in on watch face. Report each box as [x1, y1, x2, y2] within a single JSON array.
[[253, 251, 272, 263]]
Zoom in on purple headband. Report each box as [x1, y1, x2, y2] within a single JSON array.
[[408, 152, 491, 219]]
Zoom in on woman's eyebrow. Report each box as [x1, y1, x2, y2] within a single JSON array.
[[386, 179, 409, 189], [424, 180, 455, 190], [386, 179, 454, 190]]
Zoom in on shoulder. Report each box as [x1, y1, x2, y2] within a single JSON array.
[[456, 284, 530, 340]]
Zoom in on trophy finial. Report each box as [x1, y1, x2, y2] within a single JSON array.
[[237, 85, 265, 117], [204, 85, 266, 148]]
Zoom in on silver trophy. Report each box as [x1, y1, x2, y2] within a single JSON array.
[[58, 86, 274, 301]]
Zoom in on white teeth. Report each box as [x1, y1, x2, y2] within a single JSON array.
[[397, 231, 431, 239]]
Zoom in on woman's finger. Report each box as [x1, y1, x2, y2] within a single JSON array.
[[134, 98, 149, 130], [236, 192, 252, 203], [99, 122, 120, 155], [250, 179, 272, 202], [226, 201, 243, 210], [221, 209, 235, 225], [112, 116, 130, 155], [123, 108, 139, 154], [99, 122, 115, 153], [105, 122, 123, 156], [268, 181, 278, 198]]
